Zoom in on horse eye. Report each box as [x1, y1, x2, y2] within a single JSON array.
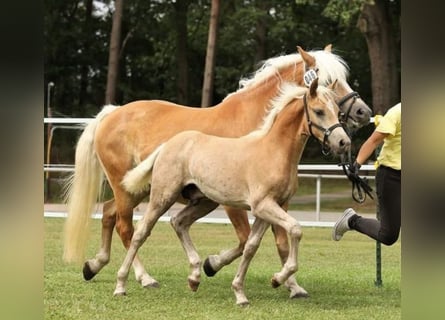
[[314, 109, 325, 116]]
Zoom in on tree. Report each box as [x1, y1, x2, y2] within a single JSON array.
[[201, 0, 220, 107], [357, 0, 400, 115], [174, 0, 191, 105], [105, 0, 124, 104]]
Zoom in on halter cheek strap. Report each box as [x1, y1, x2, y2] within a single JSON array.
[[337, 91, 360, 124], [303, 94, 344, 156]]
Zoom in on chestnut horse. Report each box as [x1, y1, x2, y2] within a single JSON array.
[[63, 45, 371, 295], [113, 79, 350, 305]]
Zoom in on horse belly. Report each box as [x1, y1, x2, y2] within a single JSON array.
[[188, 159, 250, 210]]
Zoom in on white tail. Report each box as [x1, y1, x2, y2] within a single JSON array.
[[63, 105, 119, 264], [122, 144, 164, 194]]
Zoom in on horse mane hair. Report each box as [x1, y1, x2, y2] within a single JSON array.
[[237, 49, 349, 91], [251, 82, 337, 136]]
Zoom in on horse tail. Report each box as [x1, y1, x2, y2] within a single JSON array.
[[63, 105, 119, 264], [122, 144, 165, 194]]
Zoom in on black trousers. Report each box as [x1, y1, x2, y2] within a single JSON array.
[[350, 165, 401, 245]]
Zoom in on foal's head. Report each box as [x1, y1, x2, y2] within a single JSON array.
[[304, 79, 351, 156]]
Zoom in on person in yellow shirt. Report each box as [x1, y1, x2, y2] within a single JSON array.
[[333, 102, 401, 245]]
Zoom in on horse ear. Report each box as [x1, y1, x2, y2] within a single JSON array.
[[328, 79, 338, 90], [297, 46, 316, 69], [309, 78, 318, 97], [324, 44, 332, 52]]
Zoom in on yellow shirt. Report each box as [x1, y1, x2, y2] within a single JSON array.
[[375, 103, 401, 170]]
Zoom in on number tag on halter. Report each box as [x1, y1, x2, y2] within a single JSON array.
[[303, 69, 318, 87]]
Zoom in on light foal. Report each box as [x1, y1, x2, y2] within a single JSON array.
[[63, 45, 371, 295], [115, 79, 351, 305]]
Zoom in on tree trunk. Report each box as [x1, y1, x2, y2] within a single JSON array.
[[357, 0, 399, 115], [254, 1, 270, 63], [105, 0, 124, 105], [174, 0, 190, 105], [201, 0, 220, 107]]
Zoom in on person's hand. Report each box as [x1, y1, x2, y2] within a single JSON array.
[[347, 160, 361, 179]]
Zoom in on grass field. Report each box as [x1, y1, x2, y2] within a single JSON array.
[[44, 218, 400, 319]]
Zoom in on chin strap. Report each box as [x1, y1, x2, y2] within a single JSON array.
[[339, 151, 375, 203]]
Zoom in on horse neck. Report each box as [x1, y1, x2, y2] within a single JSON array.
[[215, 64, 304, 135], [263, 99, 309, 164]]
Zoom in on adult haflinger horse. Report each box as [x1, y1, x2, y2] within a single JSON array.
[[63, 45, 371, 295], [114, 79, 350, 305]]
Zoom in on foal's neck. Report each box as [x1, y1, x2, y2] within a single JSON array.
[[214, 64, 304, 135]]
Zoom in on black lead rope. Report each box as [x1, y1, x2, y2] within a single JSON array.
[[339, 151, 375, 203]]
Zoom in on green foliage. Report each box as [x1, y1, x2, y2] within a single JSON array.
[[44, 218, 400, 319]]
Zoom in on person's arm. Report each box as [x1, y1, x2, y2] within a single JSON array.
[[355, 131, 388, 166]]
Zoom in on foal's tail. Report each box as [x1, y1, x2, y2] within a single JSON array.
[[121, 144, 164, 194], [63, 105, 119, 264]]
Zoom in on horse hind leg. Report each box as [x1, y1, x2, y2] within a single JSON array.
[[170, 198, 218, 291], [83, 198, 117, 280], [111, 188, 159, 289], [114, 200, 171, 296], [204, 206, 250, 277], [231, 218, 270, 306]]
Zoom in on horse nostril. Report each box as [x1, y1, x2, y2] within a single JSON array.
[[339, 138, 351, 148]]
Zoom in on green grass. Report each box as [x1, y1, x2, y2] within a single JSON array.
[[44, 218, 400, 319]]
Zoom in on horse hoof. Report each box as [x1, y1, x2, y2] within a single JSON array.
[[83, 262, 97, 281], [203, 258, 217, 277], [188, 279, 200, 292], [237, 300, 250, 307], [271, 277, 281, 288], [142, 281, 160, 289], [113, 291, 127, 297], [290, 291, 310, 299]]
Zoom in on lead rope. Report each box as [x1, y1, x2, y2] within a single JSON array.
[[339, 149, 374, 203]]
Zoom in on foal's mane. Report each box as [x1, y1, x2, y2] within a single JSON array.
[[237, 49, 349, 92], [252, 82, 337, 136]]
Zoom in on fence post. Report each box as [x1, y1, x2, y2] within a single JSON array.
[[315, 175, 321, 221]]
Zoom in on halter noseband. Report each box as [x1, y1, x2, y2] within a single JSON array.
[[303, 94, 343, 156], [337, 91, 360, 124]]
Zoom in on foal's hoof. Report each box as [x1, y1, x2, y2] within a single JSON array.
[[203, 258, 217, 277], [113, 290, 127, 297], [188, 278, 200, 292], [82, 262, 97, 281], [271, 277, 281, 288], [237, 300, 250, 307], [290, 291, 310, 299]]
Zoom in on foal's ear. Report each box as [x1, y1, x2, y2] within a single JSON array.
[[328, 79, 338, 90], [324, 44, 332, 52], [297, 46, 316, 69], [309, 78, 319, 97]]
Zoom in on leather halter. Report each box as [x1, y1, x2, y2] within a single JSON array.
[[303, 94, 343, 156], [337, 91, 360, 124]]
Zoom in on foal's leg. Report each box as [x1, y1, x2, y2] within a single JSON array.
[[270, 202, 305, 298], [204, 206, 250, 276], [114, 199, 173, 296], [231, 218, 270, 306], [170, 198, 219, 291], [255, 199, 308, 297]]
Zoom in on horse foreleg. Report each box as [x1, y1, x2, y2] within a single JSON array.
[[83, 199, 116, 280], [271, 224, 305, 298], [170, 199, 218, 291], [204, 206, 249, 277], [270, 221, 308, 298], [231, 218, 270, 306]]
